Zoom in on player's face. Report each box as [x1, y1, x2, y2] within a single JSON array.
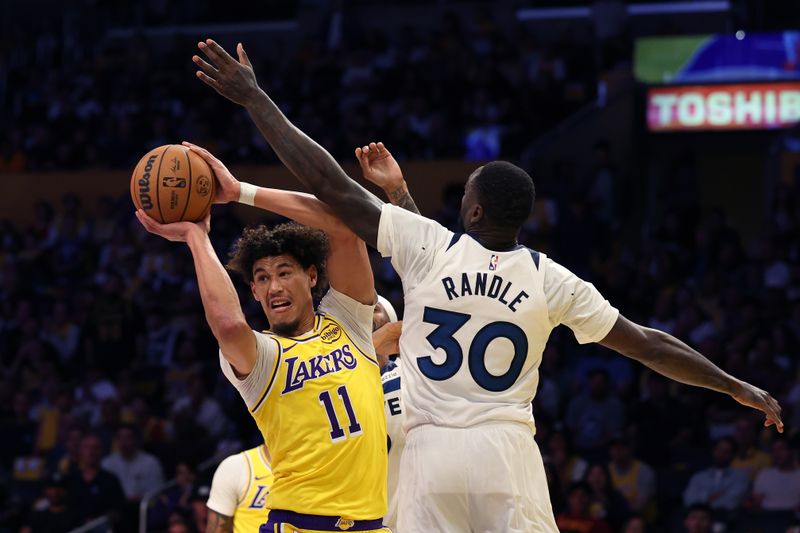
[[373, 303, 391, 332], [251, 254, 317, 336], [459, 167, 484, 231]]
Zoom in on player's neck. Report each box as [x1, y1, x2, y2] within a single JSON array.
[[468, 225, 520, 251], [287, 311, 316, 337]]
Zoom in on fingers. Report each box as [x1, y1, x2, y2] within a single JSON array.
[[135, 209, 161, 234], [237, 42, 252, 68], [356, 145, 371, 173], [200, 39, 235, 67], [192, 54, 218, 77], [196, 71, 220, 91], [182, 141, 217, 164]]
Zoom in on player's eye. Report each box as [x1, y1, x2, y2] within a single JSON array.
[[257, 275, 268, 282]]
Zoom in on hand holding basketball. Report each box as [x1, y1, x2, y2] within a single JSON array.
[[135, 209, 209, 243], [182, 141, 240, 204], [194, 40, 261, 107]]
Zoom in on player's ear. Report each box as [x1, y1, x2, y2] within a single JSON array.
[[307, 265, 318, 287], [250, 281, 259, 301], [470, 203, 484, 224]]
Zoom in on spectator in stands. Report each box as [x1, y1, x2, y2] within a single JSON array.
[[148, 461, 196, 531], [752, 436, 800, 511], [583, 462, 630, 530], [566, 369, 625, 457], [621, 515, 645, 533], [101, 425, 165, 501], [731, 415, 771, 480], [683, 437, 749, 512], [67, 433, 125, 524], [683, 503, 713, 533], [171, 376, 229, 439], [51, 426, 83, 476], [608, 438, 656, 515], [546, 430, 588, 496], [556, 482, 613, 533], [20, 472, 80, 533]]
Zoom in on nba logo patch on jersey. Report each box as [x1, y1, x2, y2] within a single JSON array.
[[489, 254, 499, 271]]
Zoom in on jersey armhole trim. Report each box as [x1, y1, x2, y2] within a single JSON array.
[[251, 338, 283, 413], [239, 452, 252, 507]]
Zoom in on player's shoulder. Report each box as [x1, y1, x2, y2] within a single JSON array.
[[215, 450, 249, 478]]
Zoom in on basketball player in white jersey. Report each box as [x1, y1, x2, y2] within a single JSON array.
[[373, 295, 403, 532], [194, 39, 784, 532]]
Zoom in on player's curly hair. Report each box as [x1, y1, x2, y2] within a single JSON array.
[[227, 222, 329, 299]]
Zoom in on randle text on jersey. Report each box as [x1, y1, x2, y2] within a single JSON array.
[[441, 271, 530, 312], [282, 344, 357, 394]]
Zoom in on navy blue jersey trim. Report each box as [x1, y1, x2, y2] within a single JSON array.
[[446, 233, 463, 251], [527, 248, 541, 269], [382, 377, 401, 394]]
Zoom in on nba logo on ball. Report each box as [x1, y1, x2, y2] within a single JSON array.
[[489, 255, 499, 271]]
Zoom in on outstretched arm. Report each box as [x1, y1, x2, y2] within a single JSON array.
[[600, 315, 784, 432], [193, 39, 383, 246], [185, 143, 374, 305], [135, 212, 256, 376], [355, 142, 420, 214]]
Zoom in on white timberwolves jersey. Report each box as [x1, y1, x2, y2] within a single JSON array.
[[381, 359, 403, 531], [377, 204, 619, 431]]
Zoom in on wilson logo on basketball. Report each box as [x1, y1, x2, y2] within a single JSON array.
[[196, 176, 212, 197], [162, 176, 187, 188], [320, 323, 342, 343], [137, 154, 158, 210]]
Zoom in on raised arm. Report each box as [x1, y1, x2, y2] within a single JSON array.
[[193, 39, 383, 246], [135, 212, 256, 376], [600, 315, 784, 432], [355, 142, 420, 214], [185, 143, 374, 305]]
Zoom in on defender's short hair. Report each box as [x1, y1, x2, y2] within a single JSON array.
[[227, 222, 329, 299], [473, 161, 535, 229]]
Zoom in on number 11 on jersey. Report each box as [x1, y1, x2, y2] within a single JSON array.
[[318, 385, 362, 443]]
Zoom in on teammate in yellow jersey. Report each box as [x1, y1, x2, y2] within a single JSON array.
[[206, 445, 274, 533], [135, 142, 398, 532]]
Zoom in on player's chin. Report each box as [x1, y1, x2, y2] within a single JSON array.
[[268, 315, 301, 337]]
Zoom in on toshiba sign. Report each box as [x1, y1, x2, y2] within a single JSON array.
[[647, 83, 800, 131]]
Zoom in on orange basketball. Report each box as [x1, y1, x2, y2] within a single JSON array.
[[130, 145, 215, 223]]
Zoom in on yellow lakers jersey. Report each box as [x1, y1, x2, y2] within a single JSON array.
[[232, 446, 273, 533], [252, 313, 387, 519]]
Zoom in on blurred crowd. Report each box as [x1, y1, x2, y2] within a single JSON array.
[[0, 5, 598, 172], [0, 143, 798, 532], [3, 3, 800, 533]]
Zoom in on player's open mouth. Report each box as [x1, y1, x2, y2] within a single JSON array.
[[270, 300, 291, 312]]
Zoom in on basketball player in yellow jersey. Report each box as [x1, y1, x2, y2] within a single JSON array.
[[206, 445, 274, 533], [135, 143, 396, 532]]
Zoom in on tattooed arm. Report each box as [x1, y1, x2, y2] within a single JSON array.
[[206, 509, 234, 533], [355, 142, 420, 214], [193, 39, 383, 247]]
